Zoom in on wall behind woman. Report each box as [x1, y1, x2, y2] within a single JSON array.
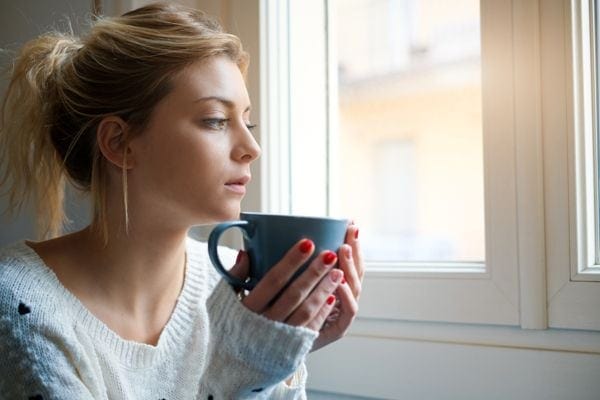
[[0, 0, 94, 246]]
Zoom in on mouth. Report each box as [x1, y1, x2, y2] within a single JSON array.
[[224, 175, 251, 195]]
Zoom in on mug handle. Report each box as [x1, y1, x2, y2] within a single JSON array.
[[208, 220, 252, 290]]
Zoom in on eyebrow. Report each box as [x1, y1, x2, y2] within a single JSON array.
[[193, 96, 251, 113]]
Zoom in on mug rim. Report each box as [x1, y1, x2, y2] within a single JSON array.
[[240, 212, 348, 224]]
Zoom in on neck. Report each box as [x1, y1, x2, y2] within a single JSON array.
[[77, 221, 188, 316]]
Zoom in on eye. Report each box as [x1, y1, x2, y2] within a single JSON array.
[[202, 118, 229, 130], [246, 123, 257, 131]]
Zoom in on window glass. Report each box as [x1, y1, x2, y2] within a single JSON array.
[[334, 0, 485, 262]]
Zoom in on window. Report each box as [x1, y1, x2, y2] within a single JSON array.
[[262, 0, 520, 326], [567, 0, 600, 281], [259, 0, 600, 330], [545, 0, 600, 330]]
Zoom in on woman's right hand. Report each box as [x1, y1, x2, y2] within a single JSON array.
[[228, 239, 343, 331]]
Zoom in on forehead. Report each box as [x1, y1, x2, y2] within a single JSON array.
[[170, 57, 249, 106]]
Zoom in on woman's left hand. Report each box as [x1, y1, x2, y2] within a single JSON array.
[[311, 223, 363, 352]]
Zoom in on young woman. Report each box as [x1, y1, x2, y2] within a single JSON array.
[[0, 3, 363, 399]]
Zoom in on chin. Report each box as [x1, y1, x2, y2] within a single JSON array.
[[209, 206, 242, 223]]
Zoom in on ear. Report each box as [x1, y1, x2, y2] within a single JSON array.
[[96, 117, 134, 169]]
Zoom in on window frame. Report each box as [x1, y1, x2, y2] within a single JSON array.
[[568, 0, 600, 281], [257, 0, 600, 330], [260, 0, 537, 327], [545, 0, 600, 331]]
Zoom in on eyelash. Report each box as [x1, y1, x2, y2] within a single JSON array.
[[203, 118, 257, 132]]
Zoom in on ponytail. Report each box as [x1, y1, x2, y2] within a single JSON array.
[[0, 33, 82, 239]]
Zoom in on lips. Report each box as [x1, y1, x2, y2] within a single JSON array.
[[224, 175, 251, 194], [225, 175, 251, 186]]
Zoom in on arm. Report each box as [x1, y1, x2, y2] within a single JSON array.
[[197, 280, 317, 399], [196, 236, 347, 399], [0, 313, 96, 399]]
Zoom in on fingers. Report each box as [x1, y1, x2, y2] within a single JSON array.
[[310, 280, 359, 352], [305, 293, 337, 331], [228, 250, 249, 281], [263, 250, 339, 321], [337, 244, 361, 299], [345, 223, 364, 280], [242, 238, 314, 313], [284, 268, 344, 327], [331, 279, 359, 330]]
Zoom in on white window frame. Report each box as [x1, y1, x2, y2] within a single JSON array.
[[568, 0, 600, 281], [545, 0, 600, 331], [247, 0, 600, 331], [260, 0, 553, 328]]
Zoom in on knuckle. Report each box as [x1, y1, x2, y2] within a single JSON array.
[[295, 307, 313, 323], [285, 287, 305, 306], [342, 244, 352, 256], [306, 262, 325, 281], [354, 281, 362, 296], [263, 269, 289, 289]]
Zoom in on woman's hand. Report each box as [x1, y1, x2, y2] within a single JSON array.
[[229, 237, 345, 332], [228, 223, 363, 351], [311, 223, 363, 352]]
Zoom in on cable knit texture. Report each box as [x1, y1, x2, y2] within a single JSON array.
[[0, 237, 317, 399]]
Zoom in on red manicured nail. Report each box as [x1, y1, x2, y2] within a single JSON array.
[[299, 239, 313, 254], [341, 277, 346, 284], [354, 228, 359, 240], [236, 250, 244, 264], [326, 295, 336, 305], [322, 251, 337, 265]]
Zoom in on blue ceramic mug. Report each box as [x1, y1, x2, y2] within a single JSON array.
[[208, 212, 349, 291]]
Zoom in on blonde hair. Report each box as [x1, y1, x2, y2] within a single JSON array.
[[0, 3, 248, 242]]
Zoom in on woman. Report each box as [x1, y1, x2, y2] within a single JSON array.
[[0, 3, 363, 399]]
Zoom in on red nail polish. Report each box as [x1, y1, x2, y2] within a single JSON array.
[[354, 228, 359, 240], [322, 251, 337, 265], [299, 239, 313, 254], [326, 295, 336, 305], [236, 250, 244, 264], [341, 277, 346, 284]]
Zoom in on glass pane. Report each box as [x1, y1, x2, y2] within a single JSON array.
[[334, 0, 485, 263]]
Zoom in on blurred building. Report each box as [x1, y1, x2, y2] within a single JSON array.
[[335, 0, 484, 262]]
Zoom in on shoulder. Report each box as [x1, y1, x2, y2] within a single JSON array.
[[0, 243, 86, 396], [0, 241, 45, 313], [0, 241, 73, 330]]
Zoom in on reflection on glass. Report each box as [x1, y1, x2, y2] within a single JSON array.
[[334, 0, 485, 262]]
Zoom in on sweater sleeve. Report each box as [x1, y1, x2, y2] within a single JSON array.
[[198, 279, 318, 399], [0, 304, 96, 399]]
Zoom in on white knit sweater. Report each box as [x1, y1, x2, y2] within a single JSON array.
[[0, 237, 317, 399]]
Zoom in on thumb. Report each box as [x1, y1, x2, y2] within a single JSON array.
[[229, 250, 249, 281]]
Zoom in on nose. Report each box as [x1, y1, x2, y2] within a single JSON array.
[[233, 122, 261, 163]]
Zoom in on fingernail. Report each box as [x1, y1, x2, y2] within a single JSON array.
[[299, 239, 313, 254], [236, 250, 244, 264], [341, 277, 346, 284], [354, 228, 359, 240], [326, 295, 336, 305], [330, 269, 343, 282], [322, 251, 337, 265]]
